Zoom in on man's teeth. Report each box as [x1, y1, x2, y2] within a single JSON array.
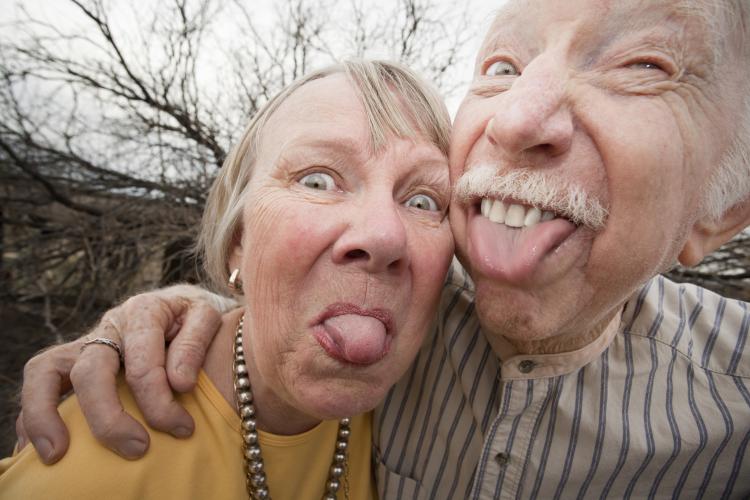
[[488, 199, 505, 223], [524, 207, 541, 226], [505, 204, 525, 227], [479, 198, 555, 228]]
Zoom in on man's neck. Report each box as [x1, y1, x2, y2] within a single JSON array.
[[487, 308, 623, 357]]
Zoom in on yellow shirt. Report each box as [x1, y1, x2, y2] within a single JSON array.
[[0, 371, 376, 500]]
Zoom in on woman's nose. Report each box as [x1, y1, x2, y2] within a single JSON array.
[[332, 197, 409, 273], [485, 60, 573, 159]]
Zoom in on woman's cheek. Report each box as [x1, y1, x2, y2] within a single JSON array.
[[411, 222, 454, 277], [407, 222, 453, 322], [271, 203, 340, 260]]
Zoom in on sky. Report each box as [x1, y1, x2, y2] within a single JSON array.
[[1, 0, 504, 115]]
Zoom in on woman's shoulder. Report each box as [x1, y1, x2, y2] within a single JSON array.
[[0, 373, 244, 500]]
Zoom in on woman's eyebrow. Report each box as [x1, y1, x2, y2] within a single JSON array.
[[405, 161, 451, 188], [281, 137, 364, 157]]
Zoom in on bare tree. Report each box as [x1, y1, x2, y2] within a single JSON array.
[[666, 230, 750, 301], [1, 0, 749, 458], [0, 0, 475, 335]]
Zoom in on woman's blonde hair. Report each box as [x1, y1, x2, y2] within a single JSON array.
[[197, 59, 451, 293]]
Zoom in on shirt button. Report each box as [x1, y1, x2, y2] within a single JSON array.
[[494, 452, 510, 467], [518, 360, 536, 373]]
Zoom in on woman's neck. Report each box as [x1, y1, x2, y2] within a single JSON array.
[[203, 307, 322, 435]]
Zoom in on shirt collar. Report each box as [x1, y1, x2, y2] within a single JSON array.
[[497, 308, 623, 380]]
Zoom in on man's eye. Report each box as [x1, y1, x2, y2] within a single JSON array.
[[299, 172, 336, 190], [626, 60, 667, 72], [484, 60, 520, 77], [405, 194, 439, 211]]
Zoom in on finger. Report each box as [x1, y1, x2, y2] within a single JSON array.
[[119, 297, 195, 438], [20, 344, 77, 464], [71, 342, 150, 459], [15, 410, 29, 451], [165, 301, 223, 392]]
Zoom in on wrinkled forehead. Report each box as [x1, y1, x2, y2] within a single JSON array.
[[260, 71, 449, 159], [482, 0, 740, 67]]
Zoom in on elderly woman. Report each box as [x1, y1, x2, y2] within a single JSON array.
[[0, 59, 454, 499]]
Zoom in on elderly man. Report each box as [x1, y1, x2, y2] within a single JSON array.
[[14, 0, 750, 497]]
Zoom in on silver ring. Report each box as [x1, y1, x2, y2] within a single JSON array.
[[81, 337, 124, 364]]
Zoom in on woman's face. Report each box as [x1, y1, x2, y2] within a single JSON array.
[[230, 74, 454, 421]]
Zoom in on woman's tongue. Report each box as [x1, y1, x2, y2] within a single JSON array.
[[321, 314, 388, 365]]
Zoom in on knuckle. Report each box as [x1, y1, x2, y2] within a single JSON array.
[[124, 368, 145, 387], [22, 355, 42, 378], [98, 310, 125, 336], [69, 356, 97, 386], [129, 296, 173, 328], [22, 346, 58, 380], [194, 300, 218, 316], [125, 364, 160, 387], [89, 411, 122, 442], [125, 367, 173, 428], [175, 337, 207, 359], [122, 294, 150, 310], [143, 409, 172, 431], [109, 294, 160, 330], [69, 363, 84, 387]]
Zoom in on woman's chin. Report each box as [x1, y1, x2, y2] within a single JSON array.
[[298, 382, 386, 420]]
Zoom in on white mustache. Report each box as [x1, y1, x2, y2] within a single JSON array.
[[454, 164, 608, 230]]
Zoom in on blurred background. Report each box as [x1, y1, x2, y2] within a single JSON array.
[[2, 0, 749, 456]]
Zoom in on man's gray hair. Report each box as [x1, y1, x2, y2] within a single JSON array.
[[702, 95, 750, 220], [699, 0, 750, 220]]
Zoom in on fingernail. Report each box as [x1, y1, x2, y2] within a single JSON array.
[[176, 364, 192, 380], [172, 426, 193, 439], [117, 439, 147, 459], [32, 437, 54, 463], [16, 435, 27, 451]]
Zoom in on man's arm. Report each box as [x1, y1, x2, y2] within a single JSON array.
[[15, 284, 234, 464]]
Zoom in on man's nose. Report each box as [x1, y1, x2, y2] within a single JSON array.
[[485, 60, 573, 159], [331, 195, 410, 273]]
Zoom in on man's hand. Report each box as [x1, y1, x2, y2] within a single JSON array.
[[16, 285, 232, 464]]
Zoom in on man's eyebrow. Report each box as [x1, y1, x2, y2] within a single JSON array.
[[478, 4, 531, 57]]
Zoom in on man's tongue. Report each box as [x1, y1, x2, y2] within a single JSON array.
[[322, 314, 388, 365], [468, 212, 577, 283]]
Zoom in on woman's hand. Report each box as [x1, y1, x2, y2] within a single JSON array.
[[16, 285, 232, 463]]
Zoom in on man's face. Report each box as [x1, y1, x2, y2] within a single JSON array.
[[449, 0, 746, 347]]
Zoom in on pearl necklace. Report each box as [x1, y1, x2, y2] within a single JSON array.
[[233, 314, 351, 499]]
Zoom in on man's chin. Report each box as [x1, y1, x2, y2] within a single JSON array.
[[475, 283, 546, 338], [472, 276, 587, 346]]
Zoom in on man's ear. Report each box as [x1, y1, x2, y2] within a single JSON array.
[[679, 200, 750, 266]]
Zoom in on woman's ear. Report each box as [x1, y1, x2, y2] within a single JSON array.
[[678, 200, 750, 266], [228, 229, 244, 271]]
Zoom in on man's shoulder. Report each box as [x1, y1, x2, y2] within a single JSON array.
[[620, 275, 750, 377], [440, 258, 476, 314], [443, 257, 475, 293], [434, 258, 481, 339]]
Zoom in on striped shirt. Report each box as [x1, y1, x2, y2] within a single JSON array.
[[374, 259, 750, 499]]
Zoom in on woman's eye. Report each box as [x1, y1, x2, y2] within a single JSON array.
[[484, 60, 519, 77], [405, 194, 439, 212], [299, 172, 336, 191]]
